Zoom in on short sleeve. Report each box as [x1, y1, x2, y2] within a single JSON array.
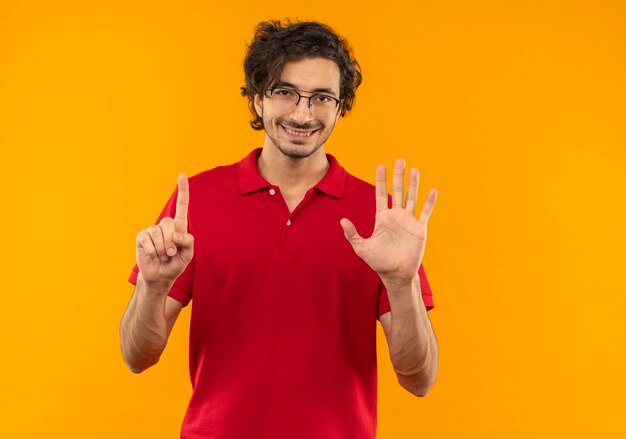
[[377, 264, 434, 319], [127, 187, 195, 306]]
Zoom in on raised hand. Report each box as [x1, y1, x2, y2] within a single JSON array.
[[340, 159, 437, 283], [135, 173, 195, 288]]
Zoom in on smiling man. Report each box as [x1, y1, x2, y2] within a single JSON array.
[[256, 58, 340, 157], [121, 20, 439, 439]]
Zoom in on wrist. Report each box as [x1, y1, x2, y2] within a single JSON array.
[[381, 273, 419, 290], [137, 272, 172, 296]]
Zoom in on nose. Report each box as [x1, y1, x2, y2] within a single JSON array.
[[290, 96, 313, 125]]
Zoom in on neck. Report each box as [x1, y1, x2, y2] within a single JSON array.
[[257, 144, 330, 191]]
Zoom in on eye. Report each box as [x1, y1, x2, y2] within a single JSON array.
[[313, 94, 334, 104], [273, 88, 295, 97]]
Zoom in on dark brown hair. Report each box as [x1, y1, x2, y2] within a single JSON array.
[[241, 19, 362, 130]]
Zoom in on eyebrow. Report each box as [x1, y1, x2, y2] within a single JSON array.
[[276, 81, 338, 97]]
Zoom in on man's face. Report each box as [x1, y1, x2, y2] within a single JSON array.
[[254, 57, 342, 159]]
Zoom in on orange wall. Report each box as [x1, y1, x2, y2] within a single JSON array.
[[1, 1, 625, 437]]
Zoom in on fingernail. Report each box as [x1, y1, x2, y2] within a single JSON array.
[[167, 247, 176, 256]]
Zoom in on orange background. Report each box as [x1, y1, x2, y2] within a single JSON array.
[[1, 0, 625, 437]]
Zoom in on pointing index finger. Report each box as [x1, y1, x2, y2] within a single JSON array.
[[174, 173, 189, 233]]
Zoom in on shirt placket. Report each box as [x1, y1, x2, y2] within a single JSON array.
[[267, 186, 316, 257]]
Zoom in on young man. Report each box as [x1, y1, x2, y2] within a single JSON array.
[[121, 20, 439, 439]]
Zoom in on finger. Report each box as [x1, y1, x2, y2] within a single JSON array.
[[418, 189, 438, 225], [136, 230, 157, 259], [392, 158, 405, 208], [159, 217, 177, 257], [174, 173, 189, 233], [405, 168, 419, 214], [148, 225, 169, 262], [375, 164, 388, 212]]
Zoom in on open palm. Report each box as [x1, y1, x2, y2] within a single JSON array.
[[340, 159, 437, 282]]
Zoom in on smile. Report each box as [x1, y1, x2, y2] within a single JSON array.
[[281, 125, 317, 137]]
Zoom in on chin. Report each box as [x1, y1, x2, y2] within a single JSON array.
[[270, 135, 325, 159], [278, 144, 321, 159]]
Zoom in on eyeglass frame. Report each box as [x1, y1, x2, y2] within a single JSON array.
[[265, 86, 343, 116]]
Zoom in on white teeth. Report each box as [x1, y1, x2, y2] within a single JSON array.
[[283, 126, 314, 137]]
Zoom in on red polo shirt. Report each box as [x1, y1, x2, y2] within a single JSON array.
[[129, 148, 433, 439]]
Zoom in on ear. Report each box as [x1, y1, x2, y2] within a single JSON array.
[[253, 94, 263, 118]]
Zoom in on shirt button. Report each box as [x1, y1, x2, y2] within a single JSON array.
[[269, 188, 276, 196], [286, 219, 292, 226]]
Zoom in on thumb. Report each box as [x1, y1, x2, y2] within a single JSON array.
[[173, 232, 194, 263], [340, 218, 363, 246]]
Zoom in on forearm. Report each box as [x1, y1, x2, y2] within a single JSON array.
[[120, 273, 172, 373], [383, 275, 438, 396]]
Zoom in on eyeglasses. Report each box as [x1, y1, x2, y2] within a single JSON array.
[[266, 86, 342, 119]]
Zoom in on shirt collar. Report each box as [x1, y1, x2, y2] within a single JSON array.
[[238, 148, 346, 198]]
